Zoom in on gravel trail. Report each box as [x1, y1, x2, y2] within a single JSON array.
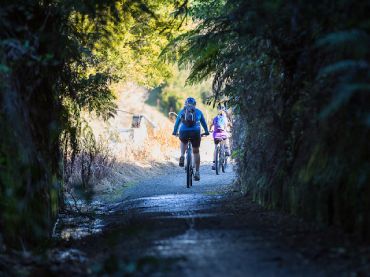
[[55, 159, 367, 277]]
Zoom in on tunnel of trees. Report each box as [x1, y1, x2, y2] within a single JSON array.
[[0, 0, 369, 249]]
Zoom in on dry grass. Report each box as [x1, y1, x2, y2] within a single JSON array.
[[64, 138, 116, 189], [150, 125, 179, 149], [63, 83, 184, 196], [64, 125, 180, 196], [115, 125, 178, 163]]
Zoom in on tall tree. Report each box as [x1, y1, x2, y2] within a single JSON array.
[[0, 0, 184, 247]]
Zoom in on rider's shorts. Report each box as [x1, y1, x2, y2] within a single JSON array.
[[214, 138, 227, 144], [179, 130, 201, 148], [213, 130, 228, 144]]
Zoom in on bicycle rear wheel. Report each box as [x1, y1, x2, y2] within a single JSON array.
[[186, 148, 192, 188], [221, 144, 226, 173], [219, 152, 224, 173], [215, 146, 220, 175], [190, 166, 193, 187]]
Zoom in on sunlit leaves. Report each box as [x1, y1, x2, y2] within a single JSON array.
[[0, 0, 188, 246]]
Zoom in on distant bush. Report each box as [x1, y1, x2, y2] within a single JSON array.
[[151, 67, 216, 118]]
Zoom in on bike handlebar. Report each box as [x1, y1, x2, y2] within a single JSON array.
[[172, 133, 209, 137], [168, 112, 178, 117]]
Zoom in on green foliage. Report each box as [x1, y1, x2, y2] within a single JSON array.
[[0, 0, 185, 247], [317, 29, 370, 118], [149, 66, 216, 117], [176, 0, 370, 238], [80, 0, 184, 88]]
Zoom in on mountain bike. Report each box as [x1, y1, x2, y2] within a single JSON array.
[[174, 133, 208, 188], [215, 138, 228, 175]]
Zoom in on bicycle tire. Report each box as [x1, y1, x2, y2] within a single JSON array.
[[190, 166, 193, 187], [215, 145, 219, 175], [219, 148, 223, 173], [186, 147, 192, 188], [187, 164, 191, 188], [220, 144, 225, 173], [189, 143, 193, 187]]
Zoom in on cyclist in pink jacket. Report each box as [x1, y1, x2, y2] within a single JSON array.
[[209, 106, 231, 170]]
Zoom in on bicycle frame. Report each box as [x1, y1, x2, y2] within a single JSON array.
[[215, 139, 227, 175], [185, 139, 193, 188]]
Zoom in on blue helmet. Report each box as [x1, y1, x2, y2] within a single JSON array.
[[185, 97, 196, 106]]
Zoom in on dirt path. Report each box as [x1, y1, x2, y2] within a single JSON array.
[[51, 160, 369, 276]]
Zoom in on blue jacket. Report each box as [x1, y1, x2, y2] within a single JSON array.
[[173, 108, 209, 134]]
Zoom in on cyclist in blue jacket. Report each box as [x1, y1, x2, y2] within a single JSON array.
[[172, 97, 209, 181]]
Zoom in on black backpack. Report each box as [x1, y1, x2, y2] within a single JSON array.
[[181, 106, 196, 127]]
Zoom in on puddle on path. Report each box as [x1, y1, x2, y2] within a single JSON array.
[[111, 194, 223, 213], [52, 198, 107, 241], [53, 193, 225, 241]]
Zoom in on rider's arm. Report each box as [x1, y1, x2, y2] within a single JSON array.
[[173, 110, 182, 134], [227, 121, 233, 132], [209, 121, 214, 132], [199, 111, 209, 133], [222, 114, 231, 131], [226, 115, 233, 132], [226, 112, 232, 129]]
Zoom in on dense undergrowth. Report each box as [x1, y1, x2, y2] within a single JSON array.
[[0, 0, 185, 247], [172, 0, 370, 238]]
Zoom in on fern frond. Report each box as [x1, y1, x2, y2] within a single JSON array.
[[320, 83, 370, 118], [318, 60, 369, 77], [317, 29, 370, 48]]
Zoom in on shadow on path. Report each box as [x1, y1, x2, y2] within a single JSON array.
[[52, 163, 369, 276]]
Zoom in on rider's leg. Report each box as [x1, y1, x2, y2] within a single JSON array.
[[191, 133, 201, 180], [212, 144, 217, 170], [179, 141, 187, 167], [193, 147, 201, 180], [193, 147, 200, 172], [225, 138, 231, 156], [180, 141, 187, 157], [214, 144, 218, 161]]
